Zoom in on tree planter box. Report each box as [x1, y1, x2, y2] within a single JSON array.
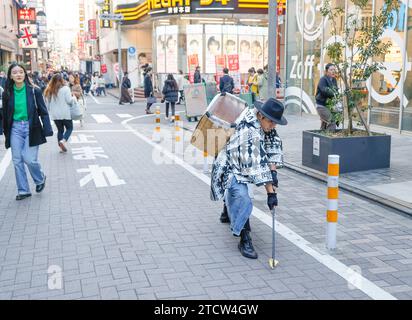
[[302, 130, 391, 174]]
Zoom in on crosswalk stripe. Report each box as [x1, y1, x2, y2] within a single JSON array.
[[91, 114, 112, 123], [117, 114, 133, 118]]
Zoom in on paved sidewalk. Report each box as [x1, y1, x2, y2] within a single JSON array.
[[1, 94, 410, 300]]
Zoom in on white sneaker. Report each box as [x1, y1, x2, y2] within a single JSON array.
[[165, 116, 169, 120], [58, 140, 67, 153]]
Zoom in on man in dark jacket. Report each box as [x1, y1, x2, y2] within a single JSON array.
[[144, 67, 154, 114], [194, 66, 202, 84], [219, 68, 234, 94], [0, 71, 6, 89], [315, 63, 339, 131]]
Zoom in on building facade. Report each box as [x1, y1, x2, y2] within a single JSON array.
[[284, 0, 412, 133], [0, 0, 22, 70]]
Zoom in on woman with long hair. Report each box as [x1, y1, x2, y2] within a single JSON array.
[[44, 73, 76, 153], [0, 63, 53, 200], [162, 74, 179, 123], [144, 67, 154, 114], [71, 73, 86, 127]]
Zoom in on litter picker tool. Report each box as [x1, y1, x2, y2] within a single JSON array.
[[269, 207, 279, 269]]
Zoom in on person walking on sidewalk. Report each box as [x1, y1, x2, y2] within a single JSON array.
[[144, 67, 154, 114], [256, 68, 268, 101], [0, 63, 53, 201], [70, 74, 86, 128], [211, 98, 286, 259], [315, 63, 339, 131], [44, 73, 76, 153], [194, 66, 202, 84], [162, 74, 179, 123], [119, 72, 134, 105], [219, 68, 234, 94]]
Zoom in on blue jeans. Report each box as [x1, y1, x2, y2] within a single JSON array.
[[54, 120, 73, 142], [10, 121, 45, 195], [225, 177, 253, 236]]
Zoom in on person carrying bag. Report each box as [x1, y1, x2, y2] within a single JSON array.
[[1, 63, 53, 200]]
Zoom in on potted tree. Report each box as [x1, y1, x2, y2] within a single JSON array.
[[302, 0, 398, 173]]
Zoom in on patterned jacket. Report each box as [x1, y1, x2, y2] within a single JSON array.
[[210, 108, 284, 201]]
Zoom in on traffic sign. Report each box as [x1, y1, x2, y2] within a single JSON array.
[[128, 47, 136, 56], [100, 13, 124, 21]]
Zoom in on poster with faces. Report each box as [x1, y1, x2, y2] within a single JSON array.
[[156, 26, 166, 73], [251, 37, 264, 71], [222, 25, 238, 56], [165, 26, 178, 74], [187, 25, 204, 72], [263, 36, 269, 68], [205, 25, 222, 74], [238, 35, 252, 74]]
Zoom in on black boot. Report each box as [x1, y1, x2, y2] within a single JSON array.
[[238, 229, 258, 259], [219, 204, 230, 223]]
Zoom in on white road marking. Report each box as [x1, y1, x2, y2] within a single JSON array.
[[121, 115, 397, 301], [117, 114, 133, 118], [89, 94, 100, 104], [0, 149, 12, 182], [91, 114, 112, 123]]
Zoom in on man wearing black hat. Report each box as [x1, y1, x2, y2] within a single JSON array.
[[211, 98, 287, 259]]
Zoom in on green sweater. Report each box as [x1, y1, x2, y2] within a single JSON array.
[[13, 83, 28, 121]]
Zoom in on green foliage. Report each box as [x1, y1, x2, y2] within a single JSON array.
[[320, 0, 399, 135]]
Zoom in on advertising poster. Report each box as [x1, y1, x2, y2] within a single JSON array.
[[222, 26, 238, 56], [215, 55, 226, 84], [187, 25, 203, 71], [238, 34, 252, 73], [165, 26, 178, 74], [227, 54, 239, 72], [263, 36, 269, 68], [188, 54, 199, 83], [205, 25, 222, 74], [156, 26, 166, 73], [251, 36, 264, 70]]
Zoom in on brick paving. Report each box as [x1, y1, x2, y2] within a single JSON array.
[[0, 94, 411, 299]]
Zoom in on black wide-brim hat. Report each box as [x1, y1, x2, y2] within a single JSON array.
[[254, 98, 288, 125]]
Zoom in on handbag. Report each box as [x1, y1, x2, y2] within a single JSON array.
[[147, 95, 157, 104], [70, 98, 83, 120]]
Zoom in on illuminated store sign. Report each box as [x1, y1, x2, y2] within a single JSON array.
[[116, 0, 274, 24]]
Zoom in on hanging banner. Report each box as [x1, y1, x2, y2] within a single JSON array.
[[227, 54, 239, 72], [215, 54, 226, 84], [88, 19, 97, 40], [187, 25, 203, 71], [188, 54, 199, 84]]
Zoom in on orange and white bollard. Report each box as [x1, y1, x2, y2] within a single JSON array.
[[174, 115, 184, 155], [326, 155, 340, 250], [203, 151, 209, 173], [153, 106, 161, 142]]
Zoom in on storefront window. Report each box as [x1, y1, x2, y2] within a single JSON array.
[[370, 0, 406, 129], [402, 3, 412, 131]]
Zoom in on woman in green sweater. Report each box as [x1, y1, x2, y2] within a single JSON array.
[[0, 63, 53, 200]]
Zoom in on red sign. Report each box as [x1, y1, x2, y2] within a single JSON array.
[[227, 54, 239, 72], [18, 8, 36, 22], [187, 54, 199, 84], [101, 64, 107, 74], [215, 55, 226, 84], [88, 19, 97, 40]]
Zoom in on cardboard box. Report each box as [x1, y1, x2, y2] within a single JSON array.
[[190, 115, 235, 157]]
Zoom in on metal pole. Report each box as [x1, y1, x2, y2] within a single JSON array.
[[118, 20, 122, 91], [268, 0, 278, 99]]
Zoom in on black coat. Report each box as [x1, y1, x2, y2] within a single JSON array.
[[1, 85, 53, 149], [122, 77, 131, 89], [219, 75, 234, 93], [194, 70, 202, 84], [144, 74, 153, 98], [162, 80, 179, 103], [315, 76, 338, 106]]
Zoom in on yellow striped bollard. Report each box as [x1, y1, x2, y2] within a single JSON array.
[[326, 155, 340, 250], [153, 106, 161, 143], [174, 115, 184, 155], [203, 151, 209, 174]]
